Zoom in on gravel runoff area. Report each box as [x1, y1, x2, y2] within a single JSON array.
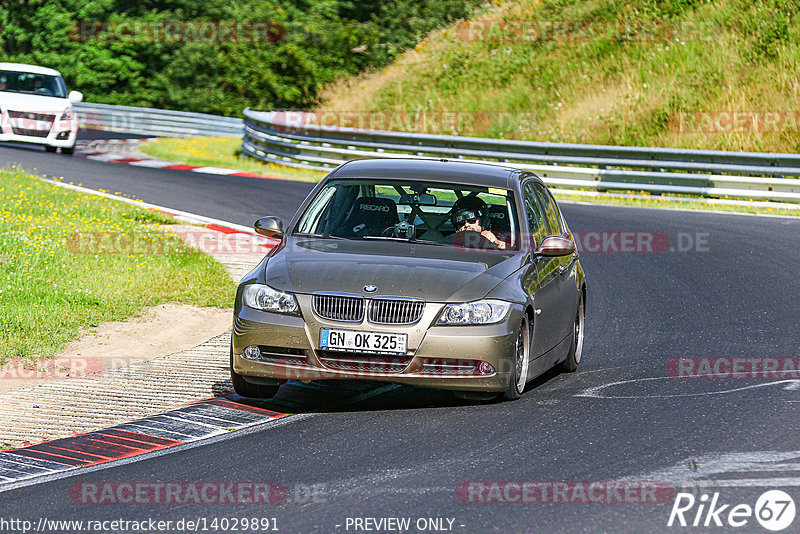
[[0, 225, 267, 448]]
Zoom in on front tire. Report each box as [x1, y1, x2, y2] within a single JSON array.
[[503, 314, 531, 401], [61, 147, 74, 156], [230, 345, 280, 399], [560, 295, 585, 372]]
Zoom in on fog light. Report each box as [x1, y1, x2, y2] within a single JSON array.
[[243, 345, 261, 360], [476, 361, 494, 375], [56, 131, 71, 140]]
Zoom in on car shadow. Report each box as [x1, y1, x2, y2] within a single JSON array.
[[0, 141, 49, 152], [211, 367, 564, 415]]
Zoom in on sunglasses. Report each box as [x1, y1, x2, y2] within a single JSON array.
[[465, 217, 478, 224]]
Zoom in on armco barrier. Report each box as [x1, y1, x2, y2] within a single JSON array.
[[75, 102, 243, 137], [241, 109, 800, 203]]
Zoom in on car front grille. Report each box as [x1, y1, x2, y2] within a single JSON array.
[[10, 126, 50, 137], [8, 111, 55, 121], [312, 294, 425, 324], [317, 351, 412, 373], [369, 298, 425, 324], [8, 111, 54, 137], [312, 294, 364, 322]]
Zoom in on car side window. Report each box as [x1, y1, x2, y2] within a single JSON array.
[[533, 183, 563, 235], [523, 183, 547, 248]]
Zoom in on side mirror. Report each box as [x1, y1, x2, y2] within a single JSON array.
[[254, 216, 283, 237], [68, 90, 83, 103], [537, 235, 576, 257]]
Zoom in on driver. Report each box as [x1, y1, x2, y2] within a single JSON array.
[[448, 202, 507, 250], [32, 76, 49, 94]]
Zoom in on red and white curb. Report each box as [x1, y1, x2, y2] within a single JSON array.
[[0, 396, 288, 486], [0, 382, 395, 491], [74, 139, 286, 181]]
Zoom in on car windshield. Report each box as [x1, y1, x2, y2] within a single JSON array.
[[0, 70, 68, 98], [294, 178, 521, 250]]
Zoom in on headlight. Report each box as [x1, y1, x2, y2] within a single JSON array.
[[60, 108, 72, 121], [436, 299, 511, 325], [242, 284, 299, 315]]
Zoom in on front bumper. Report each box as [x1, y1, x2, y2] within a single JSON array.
[[0, 114, 78, 148], [232, 297, 524, 393]]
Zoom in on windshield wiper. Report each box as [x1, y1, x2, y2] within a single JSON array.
[[409, 238, 446, 246], [362, 236, 445, 246], [295, 232, 348, 240], [362, 236, 407, 241]]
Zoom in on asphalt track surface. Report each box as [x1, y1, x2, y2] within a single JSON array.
[[1, 139, 800, 533]]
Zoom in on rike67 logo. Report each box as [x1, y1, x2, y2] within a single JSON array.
[[668, 490, 796, 531]]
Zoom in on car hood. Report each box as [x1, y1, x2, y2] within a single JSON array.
[[264, 237, 525, 302], [0, 92, 69, 113]]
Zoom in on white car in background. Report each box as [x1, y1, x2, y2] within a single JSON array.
[[0, 62, 83, 155]]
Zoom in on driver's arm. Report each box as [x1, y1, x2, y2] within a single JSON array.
[[481, 230, 507, 249]]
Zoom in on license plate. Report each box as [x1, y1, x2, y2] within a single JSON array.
[[320, 329, 407, 355]]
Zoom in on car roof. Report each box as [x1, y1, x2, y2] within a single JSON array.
[[329, 158, 527, 189], [0, 63, 62, 77]]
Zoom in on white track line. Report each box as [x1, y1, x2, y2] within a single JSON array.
[[44, 179, 256, 233]]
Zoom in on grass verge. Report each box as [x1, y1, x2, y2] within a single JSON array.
[[0, 167, 236, 363], [319, 0, 800, 154], [139, 136, 327, 183]]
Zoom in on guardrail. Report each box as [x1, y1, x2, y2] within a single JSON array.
[[76, 102, 243, 137], [242, 109, 800, 204]]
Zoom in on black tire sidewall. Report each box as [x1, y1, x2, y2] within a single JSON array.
[[560, 296, 583, 373], [503, 317, 528, 401]]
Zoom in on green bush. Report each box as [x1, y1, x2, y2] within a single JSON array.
[[0, 0, 484, 116]]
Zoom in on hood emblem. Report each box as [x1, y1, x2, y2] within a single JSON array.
[[363, 285, 377, 293]]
